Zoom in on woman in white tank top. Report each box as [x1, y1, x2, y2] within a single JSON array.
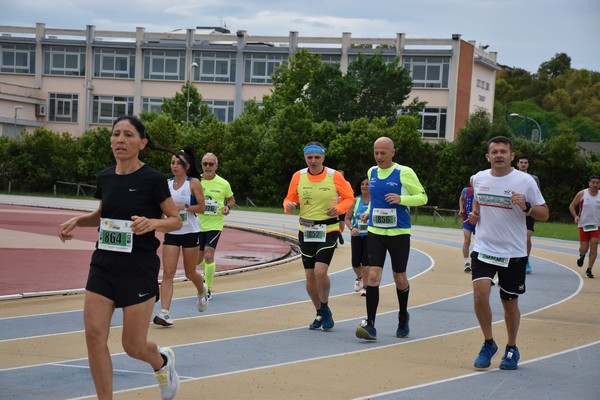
[[154, 147, 209, 326]]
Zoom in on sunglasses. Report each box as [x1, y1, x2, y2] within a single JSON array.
[[202, 162, 215, 167]]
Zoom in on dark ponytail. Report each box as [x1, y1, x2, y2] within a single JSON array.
[[175, 146, 201, 179]]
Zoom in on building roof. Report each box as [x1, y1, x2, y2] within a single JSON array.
[[577, 141, 600, 153]]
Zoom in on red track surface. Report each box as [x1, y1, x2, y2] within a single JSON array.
[[0, 205, 291, 296]]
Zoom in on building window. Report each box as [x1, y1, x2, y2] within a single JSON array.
[[418, 107, 447, 138], [49, 93, 78, 122], [348, 54, 397, 65], [142, 97, 165, 114], [403, 57, 450, 88], [92, 95, 134, 124], [244, 53, 286, 83], [0, 44, 36, 74], [43, 46, 85, 76], [94, 48, 135, 78], [202, 100, 234, 122], [319, 54, 341, 66], [143, 50, 185, 80], [194, 52, 236, 82]]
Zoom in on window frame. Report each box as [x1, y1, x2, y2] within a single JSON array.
[[92, 95, 134, 124], [244, 53, 286, 84], [94, 48, 136, 79], [141, 97, 165, 114], [418, 107, 447, 139], [49, 93, 79, 123], [403, 56, 450, 88], [194, 52, 236, 82], [143, 50, 185, 80], [0, 43, 36, 74], [202, 99, 235, 122], [43, 45, 86, 76]]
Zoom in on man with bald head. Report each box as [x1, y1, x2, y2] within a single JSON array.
[[355, 136, 428, 341]]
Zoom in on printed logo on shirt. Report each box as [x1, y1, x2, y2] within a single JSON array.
[[386, 182, 399, 187], [129, 188, 138, 192]]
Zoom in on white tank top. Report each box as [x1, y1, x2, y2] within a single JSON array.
[[168, 177, 201, 234], [578, 188, 600, 228]]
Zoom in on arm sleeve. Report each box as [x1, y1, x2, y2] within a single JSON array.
[[283, 171, 301, 214], [400, 167, 428, 207], [333, 172, 355, 215]]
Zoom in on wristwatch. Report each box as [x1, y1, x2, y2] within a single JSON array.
[[184, 203, 189, 211], [523, 202, 531, 213]]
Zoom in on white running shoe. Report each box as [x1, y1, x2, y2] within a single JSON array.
[[153, 310, 173, 327], [354, 277, 363, 292], [197, 283, 209, 312], [155, 347, 180, 400]]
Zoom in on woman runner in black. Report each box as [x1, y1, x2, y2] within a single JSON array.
[[58, 115, 182, 400]]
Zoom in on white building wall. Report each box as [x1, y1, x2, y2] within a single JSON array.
[[0, 24, 499, 140]]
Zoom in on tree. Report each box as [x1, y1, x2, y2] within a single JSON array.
[[160, 82, 211, 126], [262, 49, 322, 121], [344, 54, 412, 124], [264, 50, 414, 126], [538, 52, 572, 79], [77, 128, 113, 183], [218, 101, 266, 203]]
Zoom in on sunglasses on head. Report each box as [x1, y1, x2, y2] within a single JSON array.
[[202, 162, 215, 167]]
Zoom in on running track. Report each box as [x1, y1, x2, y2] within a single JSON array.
[[0, 195, 598, 399]]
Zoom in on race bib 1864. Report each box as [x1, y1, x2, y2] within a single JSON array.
[[98, 218, 133, 253]]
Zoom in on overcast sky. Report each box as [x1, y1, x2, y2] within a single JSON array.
[[1, 0, 598, 72]]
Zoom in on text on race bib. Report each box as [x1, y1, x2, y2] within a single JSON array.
[[304, 224, 327, 242], [205, 199, 219, 215], [98, 218, 133, 253], [372, 208, 397, 228]]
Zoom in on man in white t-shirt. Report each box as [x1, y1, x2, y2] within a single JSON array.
[[468, 136, 548, 371]]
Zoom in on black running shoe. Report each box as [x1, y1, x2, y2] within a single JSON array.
[[577, 254, 585, 267], [586, 269, 594, 278]]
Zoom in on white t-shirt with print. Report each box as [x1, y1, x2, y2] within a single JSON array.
[[473, 169, 545, 258]]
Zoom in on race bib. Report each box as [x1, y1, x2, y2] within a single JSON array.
[[205, 199, 219, 215], [372, 208, 397, 228], [179, 211, 189, 225], [304, 224, 327, 242], [583, 224, 598, 232], [358, 221, 369, 234], [98, 218, 133, 253], [478, 253, 509, 268]]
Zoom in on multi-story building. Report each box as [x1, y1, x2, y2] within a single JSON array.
[[0, 23, 499, 141]]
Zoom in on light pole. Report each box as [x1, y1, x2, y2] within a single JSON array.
[[510, 113, 542, 142], [14, 106, 23, 135], [186, 62, 198, 127]]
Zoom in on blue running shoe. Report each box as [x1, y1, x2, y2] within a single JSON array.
[[320, 307, 334, 331], [356, 321, 377, 340], [309, 311, 322, 330], [525, 262, 532, 274], [474, 341, 498, 369], [396, 312, 410, 338], [499, 345, 520, 370]]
